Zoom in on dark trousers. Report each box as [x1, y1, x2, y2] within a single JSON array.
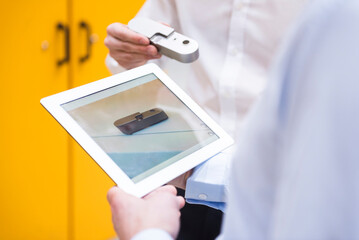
[[176, 188, 223, 240]]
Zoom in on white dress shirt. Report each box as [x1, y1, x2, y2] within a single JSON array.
[[106, 0, 308, 206], [131, 0, 359, 238]]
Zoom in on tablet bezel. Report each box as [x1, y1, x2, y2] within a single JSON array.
[[41, 63, 233, 197]]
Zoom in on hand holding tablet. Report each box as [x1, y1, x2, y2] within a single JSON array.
[[41, 64, 233, 197]]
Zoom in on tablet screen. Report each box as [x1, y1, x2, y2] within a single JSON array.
[[61, 74, 218, 183]]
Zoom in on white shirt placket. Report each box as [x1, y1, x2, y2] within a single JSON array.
[[218, 0, 248, 137]]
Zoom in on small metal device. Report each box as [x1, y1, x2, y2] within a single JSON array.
[[128, 17, 199, 63], [114, 108, 168, 135]]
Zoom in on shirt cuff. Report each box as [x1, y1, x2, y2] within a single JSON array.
[[186, 198, 226, 211], [184, 147, 234, 211], [105, 54, 127, 74], [131, 228, 173, 240]]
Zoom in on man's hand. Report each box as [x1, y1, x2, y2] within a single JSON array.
[[107, 185, 185, 240], [105, 23, 161, 69]]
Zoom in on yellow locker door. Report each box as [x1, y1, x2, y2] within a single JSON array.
[[69, 1, 145, 239], [0, 1, 70, 239]]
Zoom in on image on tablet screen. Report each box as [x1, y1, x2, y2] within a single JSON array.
[[61, 74, 218, 183]]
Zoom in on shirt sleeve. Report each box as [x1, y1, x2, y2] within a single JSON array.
[[131, 229, 173, 240], [105, 54, 127, 74], [136, 0, 179, 29], [184, 147, 235, 212], [221, 0, 359, 238]]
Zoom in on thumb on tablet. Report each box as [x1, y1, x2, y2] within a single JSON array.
[[107, 185, 183, 240], [107, 186, 134, 210]]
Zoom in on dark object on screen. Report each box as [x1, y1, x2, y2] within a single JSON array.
[[114, 108, 168, 135]]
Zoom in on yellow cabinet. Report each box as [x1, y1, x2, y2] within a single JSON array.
[[0, 1, 144, 239], [69, 1, 145, 240]]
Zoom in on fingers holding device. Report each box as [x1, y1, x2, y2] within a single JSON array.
[[105, 22, 161, 69], [128, 17, 199, 63]]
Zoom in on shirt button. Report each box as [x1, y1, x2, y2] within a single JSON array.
[[198, 193, 207, 200], [230, 47, 238, 56], [236, 2, 244, 11]]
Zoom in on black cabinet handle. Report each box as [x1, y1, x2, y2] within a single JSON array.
[[56, 23, 70, 66], [79, 21, 92, 63]]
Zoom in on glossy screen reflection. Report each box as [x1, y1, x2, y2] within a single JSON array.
[[62, 74, 218, 183]]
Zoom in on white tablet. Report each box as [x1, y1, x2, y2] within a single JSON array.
[[41, 63, 233, 197]]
